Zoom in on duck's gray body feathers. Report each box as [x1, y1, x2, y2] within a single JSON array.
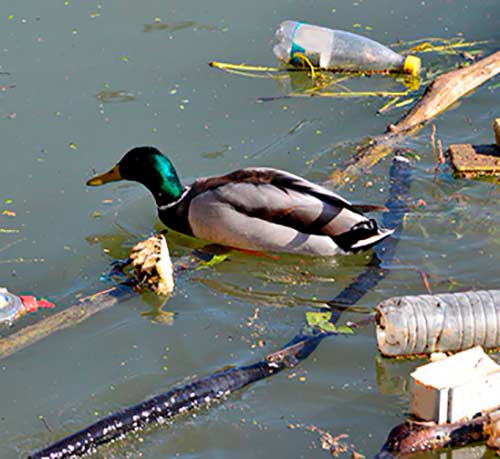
[[159, 167, 392, 256]]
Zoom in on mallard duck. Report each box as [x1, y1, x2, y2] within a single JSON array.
[[87, 146, 393, 256]]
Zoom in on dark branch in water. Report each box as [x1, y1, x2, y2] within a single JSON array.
[[29, 155, 411, 459], [376, 409, 500, 458]]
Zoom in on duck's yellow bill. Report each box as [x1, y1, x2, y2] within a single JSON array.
[[86, 165, 122, 186]]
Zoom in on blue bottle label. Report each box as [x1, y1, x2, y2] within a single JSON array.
[[290, 22, 305, 64], [290, 42, 306, 63]]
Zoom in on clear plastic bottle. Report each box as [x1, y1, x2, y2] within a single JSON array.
[[0, 288, 23, 324], [274, 20, 420, 76]]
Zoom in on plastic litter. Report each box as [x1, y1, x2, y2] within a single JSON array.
[[0, 289, 23, 324], [375, 290, 500, 356], [0, 287, 54, 325], [273, 20, 421, 76], [410, 346, 500, 423]]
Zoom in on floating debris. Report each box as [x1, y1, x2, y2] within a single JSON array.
[[402, 37, 489, 56], [96, 89, 136, 103], [143, 20, 216, 33], [274, 21, 420, 75], [0, 288, 54, 325], [305, 311, 354, 334], [410, 347, 500, 423], [130, 234, 174, 295], [376, 290, 500, 357], [448, 144, 500, 179], [202, 145, 231, 159]]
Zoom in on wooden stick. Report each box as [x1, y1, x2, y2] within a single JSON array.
[[328, 51, 500, 186], [0, 287, 134, 360], [0, 248, 207, 360], [389, 51, 500, 134]]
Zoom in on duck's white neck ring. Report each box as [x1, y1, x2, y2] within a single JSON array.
[[157, 186, 190, 211]]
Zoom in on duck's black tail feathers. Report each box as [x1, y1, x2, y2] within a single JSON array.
[[333, 219, 394, 253]]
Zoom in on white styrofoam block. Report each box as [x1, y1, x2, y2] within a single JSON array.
[[410, 346, 500, 423]]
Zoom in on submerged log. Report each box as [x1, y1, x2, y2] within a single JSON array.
[[328, 51, 500, 186]]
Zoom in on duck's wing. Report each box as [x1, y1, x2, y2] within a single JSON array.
[[190, 167, 357, 208], [186, 168, 392, 252]]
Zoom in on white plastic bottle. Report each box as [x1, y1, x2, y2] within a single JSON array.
[[274, 20, 420, 76], [0, 288, 23, 324]]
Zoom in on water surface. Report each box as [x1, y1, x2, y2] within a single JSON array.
[[1, 1, 499, 458]]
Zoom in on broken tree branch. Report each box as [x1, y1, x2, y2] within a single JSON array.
[[328, 51, 500, 186]]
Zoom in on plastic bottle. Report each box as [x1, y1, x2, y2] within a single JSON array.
[[274, 20, 421, 76], [375, 289, 500, 357], [0, 288, 23, 324], [0, 287, 54, 324]]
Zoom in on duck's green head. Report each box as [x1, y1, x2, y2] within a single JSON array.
[[87, 146, 184, 206]]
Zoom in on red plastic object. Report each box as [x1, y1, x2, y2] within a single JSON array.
[[19, 295, 55, 313]]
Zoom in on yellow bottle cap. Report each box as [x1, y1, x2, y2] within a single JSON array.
[[403, 55, 421, 76]]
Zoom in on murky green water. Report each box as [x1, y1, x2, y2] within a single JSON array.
[[1, 1, 499, 458]]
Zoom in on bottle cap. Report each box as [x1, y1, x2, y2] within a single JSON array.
[[403, 55, 421, 76], [19, 295, 55, 312]]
